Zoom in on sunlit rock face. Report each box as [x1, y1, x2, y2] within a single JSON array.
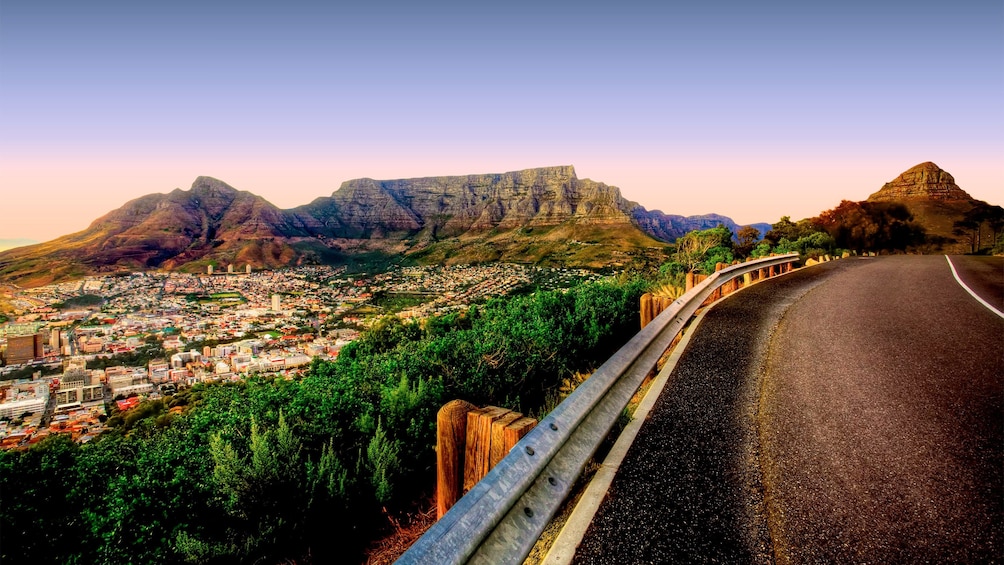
[[292, 166, 635, 238], [868, 162, 972, 202]]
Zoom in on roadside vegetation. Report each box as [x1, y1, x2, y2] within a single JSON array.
[[0, 280, 645, 564], [952, 201, 1004, 254]]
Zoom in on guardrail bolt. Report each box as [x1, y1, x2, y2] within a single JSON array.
[[549, 422, 558, 431], [548, 477, 558, 486], [524, 507, 534, 518], [526, 446, 535, 456]]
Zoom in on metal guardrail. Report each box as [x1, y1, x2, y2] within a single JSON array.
[[396, 253, 800, 565]]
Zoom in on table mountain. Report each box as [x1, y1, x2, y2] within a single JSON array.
[[0, 166, 766, 287]]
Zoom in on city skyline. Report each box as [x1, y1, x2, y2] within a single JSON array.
[[2, 1, 1002, 242]]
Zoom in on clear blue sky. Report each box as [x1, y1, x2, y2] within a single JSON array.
[[1, 0, 1001, 241]]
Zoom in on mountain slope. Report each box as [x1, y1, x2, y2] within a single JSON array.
[[0, 167, 768, 287], [0, 177, 311, 286]]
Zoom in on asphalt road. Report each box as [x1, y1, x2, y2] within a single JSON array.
[[760, 255, 1002, 564], [948, 255, 1004, 312], [572, 255, 1003, 564]]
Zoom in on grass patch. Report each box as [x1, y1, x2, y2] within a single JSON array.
[[371, 291, 435, 313], [55, 294, 104, 309]]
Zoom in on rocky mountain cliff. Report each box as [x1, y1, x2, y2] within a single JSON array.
[[867, 162, 972, 202], [0, 166, 766, 287], [289, 166, 634, 238]]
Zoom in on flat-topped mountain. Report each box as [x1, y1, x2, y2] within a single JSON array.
[[289, 166, 635, 238], [0, 166, 766, 287]]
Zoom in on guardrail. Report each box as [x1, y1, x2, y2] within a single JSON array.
[[396, 253, 800, 565]]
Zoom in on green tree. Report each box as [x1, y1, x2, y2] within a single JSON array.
[[674, 226, 734, 273], [734, 226, 761, 258], [0, 435, 85, 564], [816, 200, 925, 252]]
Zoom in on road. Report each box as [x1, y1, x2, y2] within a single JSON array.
[[759, 255, 1002, 563], [572, 255, 1002, 564]]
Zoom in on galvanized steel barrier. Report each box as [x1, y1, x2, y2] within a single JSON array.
[[396, 253, 800, 565]]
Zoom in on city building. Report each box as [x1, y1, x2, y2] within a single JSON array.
[[108, 368, 153, 397], [0, 382, 48, 420], [208, 265, 214, 275], [272, 294, 281, 311], [56, 365, 102, 409], [148, 359, 170, 382], [6, 334, 43, 364]]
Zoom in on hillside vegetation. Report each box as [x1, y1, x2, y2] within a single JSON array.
[[0, 280, 645, 564]]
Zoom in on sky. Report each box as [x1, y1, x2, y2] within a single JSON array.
[[1, 0, 1002, 242]]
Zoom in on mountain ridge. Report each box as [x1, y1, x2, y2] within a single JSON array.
[[0, 166, 769, 287]]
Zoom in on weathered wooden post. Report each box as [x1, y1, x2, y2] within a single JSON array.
[[713, 263, 725, 300], [640, 293, 653, 328], [685, 271, 695, 291], [502, 416, 536, 453], [489, 411, 522, 467], [729, 261, 740, 294], [437, 399, 476, 518], [464, 406, 511, 492]]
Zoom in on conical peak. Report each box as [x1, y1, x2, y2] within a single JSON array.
[[868, 162, 971, 202]]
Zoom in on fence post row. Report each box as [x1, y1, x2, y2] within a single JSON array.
[[398, 253, 799, 565]]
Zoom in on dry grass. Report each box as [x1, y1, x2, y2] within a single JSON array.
[[363, 501, 438, 565]]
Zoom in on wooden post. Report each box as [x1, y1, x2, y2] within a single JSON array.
[[685, 271, 695, 291], [437, 399, 476, 519], [464, 406, 510, 492], [640, 293, 653, 328], [659, 296, 672, 315], [713, 263, 725, 300], [503, 417, 537, 453], [439, 403, 539, 519], [489, 412, 522, 467]]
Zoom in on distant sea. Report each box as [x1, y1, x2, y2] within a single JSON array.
[[0, 239, 37, 251]]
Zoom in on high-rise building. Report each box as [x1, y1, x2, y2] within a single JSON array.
[[228, 264, 235, 274], [208, 265, 214, 275], [246, 264, 252, 274], [271, 294, 281, 312], [6, 334, 43, 365], [50, 329, 61, 350]]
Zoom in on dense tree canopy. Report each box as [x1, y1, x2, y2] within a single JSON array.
[[815, 200, 926, 252]]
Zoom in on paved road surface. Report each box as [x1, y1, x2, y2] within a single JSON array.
[[572, 256, 1002, 564], [760, 255, 1002, 563]]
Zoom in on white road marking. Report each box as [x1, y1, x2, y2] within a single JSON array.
[[945, 255, 1004, 319]]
